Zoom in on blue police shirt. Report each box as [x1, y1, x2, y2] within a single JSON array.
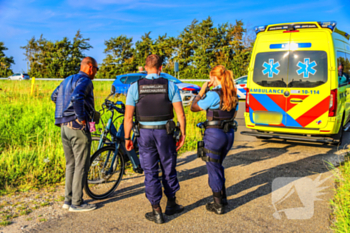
[[126, 73, 182, 125], [198, 85, 239, 111]]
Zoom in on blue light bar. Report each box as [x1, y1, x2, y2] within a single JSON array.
[[319, 21, 337, 31], [269, 43, 288, 49], [269, 43, 312, 49], [254, 25, 267, 34]]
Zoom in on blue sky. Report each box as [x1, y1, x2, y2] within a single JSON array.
[[0, 0, 349, 72]]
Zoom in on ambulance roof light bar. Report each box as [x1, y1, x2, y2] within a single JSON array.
[[254, 25, 267, 35], [318, 21, 337, 31]]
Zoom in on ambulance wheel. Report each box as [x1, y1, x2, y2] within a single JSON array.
[[332, 118, 344, 146]]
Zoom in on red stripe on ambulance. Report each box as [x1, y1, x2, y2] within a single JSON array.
[[295, 96, 330, 127]]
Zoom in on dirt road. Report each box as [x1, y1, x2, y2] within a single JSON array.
[[18, 103, 350, 232]]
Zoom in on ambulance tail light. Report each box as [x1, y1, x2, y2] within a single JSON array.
[[329, 89, 337, 117], [245, 89, 250, 113]]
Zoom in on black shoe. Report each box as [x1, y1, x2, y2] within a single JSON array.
[[145, 206, 164, 224], [206, 192, 224, 215], [165, 197, 184, 215], [221, 185, 228, 206]]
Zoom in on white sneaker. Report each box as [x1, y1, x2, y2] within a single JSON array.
[[69, 202, 97, 212], [62, 201, 71, 209]]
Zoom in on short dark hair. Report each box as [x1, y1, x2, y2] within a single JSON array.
[[145, 54, 162, 69], [81, 57, 97, 67]]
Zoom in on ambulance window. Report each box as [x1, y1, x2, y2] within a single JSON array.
[[288, 51, 327, 88], [337, 52, 349, 87], [253, 52, 289, 87]]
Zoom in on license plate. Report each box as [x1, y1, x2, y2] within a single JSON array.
[[254, 111, 283, 125]]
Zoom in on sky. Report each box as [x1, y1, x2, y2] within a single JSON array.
[[0, 0, 349, 72]]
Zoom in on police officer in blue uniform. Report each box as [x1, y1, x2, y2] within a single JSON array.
[[191, 65, 238, 215], [124, 54, 186, 224]]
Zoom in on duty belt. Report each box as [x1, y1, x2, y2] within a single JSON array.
[[204, 120, 236, 131], [138, 124, 166, 129], [204, 120, 225, 129]]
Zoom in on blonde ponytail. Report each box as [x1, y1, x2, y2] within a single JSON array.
[[210, 65, 238, 111]]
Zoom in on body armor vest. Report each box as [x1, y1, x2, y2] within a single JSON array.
[[136, 77, 174, 122], [206, 89, 236, 121]]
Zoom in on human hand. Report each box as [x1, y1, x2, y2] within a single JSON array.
[[176, 135, 186, 152], [199, 82, 210, 97], [76, 119, 86, 126], [125, 140, 134, 151]]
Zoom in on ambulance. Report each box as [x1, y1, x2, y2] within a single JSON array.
[[242, 21, 350, 144]]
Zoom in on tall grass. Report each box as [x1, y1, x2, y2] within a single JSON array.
[[330, 157, 350, 232], [0, 80, 205, 193]]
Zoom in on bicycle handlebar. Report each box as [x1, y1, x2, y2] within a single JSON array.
[[104, 99, 125, 115]]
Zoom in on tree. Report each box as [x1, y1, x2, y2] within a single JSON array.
[[0, 42, 15, 77], [21, 31, 92, 78], [97, 35, 135, 79]]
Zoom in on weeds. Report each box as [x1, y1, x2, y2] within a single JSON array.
[[330, 156, 350, 232], [0, 220, 11, 226]]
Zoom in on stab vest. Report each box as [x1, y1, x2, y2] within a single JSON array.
[[136, 77, 174, 122], [206, 89, 236, 121]]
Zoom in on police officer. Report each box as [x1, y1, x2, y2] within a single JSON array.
[[124, 54, 186, 224], [190, 65, 238, 214]]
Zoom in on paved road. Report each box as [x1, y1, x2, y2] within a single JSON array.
[[29, 102, 348, 232]]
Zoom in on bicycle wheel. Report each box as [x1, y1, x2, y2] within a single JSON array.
[[90, 136, 111, 157], [84, 146, 125, 200]]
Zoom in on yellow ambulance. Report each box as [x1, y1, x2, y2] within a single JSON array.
[[242, 21, 350, 144]]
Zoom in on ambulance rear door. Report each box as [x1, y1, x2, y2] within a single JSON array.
[[285, 31, 330, 129]]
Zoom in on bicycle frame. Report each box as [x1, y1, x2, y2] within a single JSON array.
[[96, 101, 140, 171]]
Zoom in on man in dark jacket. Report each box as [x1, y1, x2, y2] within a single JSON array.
[[51, 57, 98, 212]]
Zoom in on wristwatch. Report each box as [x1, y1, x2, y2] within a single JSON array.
[[125, 137, 131, 140]]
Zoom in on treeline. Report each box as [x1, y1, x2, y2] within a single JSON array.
[[1, 17, 255, 79], [0, 42, 15, 77], [21, 31, 92, 79]]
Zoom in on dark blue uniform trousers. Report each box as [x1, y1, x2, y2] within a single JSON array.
[[203, 128, 234, 193], [138, 128, 180, 205]]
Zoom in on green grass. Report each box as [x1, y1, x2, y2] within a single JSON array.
[[331, 156, 350, 232], [0, 80, 205, 194], [0, 220, 11, 226]]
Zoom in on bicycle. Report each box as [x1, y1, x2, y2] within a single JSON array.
[[84, 97, 142, 200]]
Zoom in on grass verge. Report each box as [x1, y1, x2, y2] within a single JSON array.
[[0, 80, 205, 194], [331, 155, 350, 232]]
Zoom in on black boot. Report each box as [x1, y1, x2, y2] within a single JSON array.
[[145, 205, 165, 224], [221, 185, 228, 206], [165, 197, 184, 215], [206, 192, 224, 215], [133, 165, 143, 174]]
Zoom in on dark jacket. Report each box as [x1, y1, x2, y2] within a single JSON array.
[[51, 71, 95, 126]]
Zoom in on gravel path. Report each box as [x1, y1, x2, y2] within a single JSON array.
[[2, 139, 344, 233], [1, 102, 347, 232]]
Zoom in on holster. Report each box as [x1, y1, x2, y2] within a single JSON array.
[[197, 141, 205, 159], [133, 123, 140, 137], [166, 121, 176, 135], [197, 141, 221, 163]]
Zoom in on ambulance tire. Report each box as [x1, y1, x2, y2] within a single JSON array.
[[332, 116, 344, 146]]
